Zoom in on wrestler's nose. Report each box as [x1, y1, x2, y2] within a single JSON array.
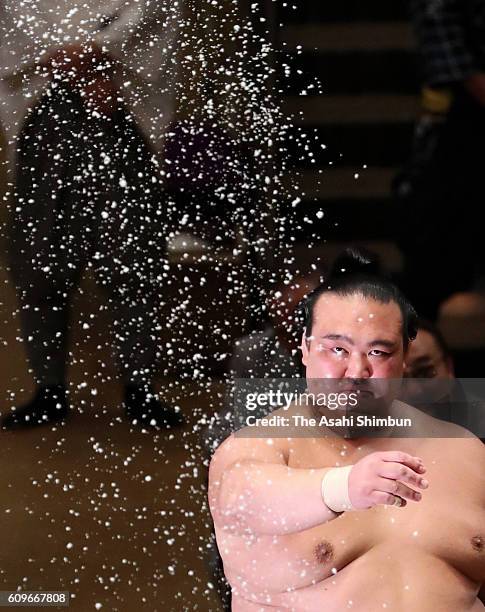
[[345, 354, 371, 379]]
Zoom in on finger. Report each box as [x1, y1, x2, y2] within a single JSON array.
[[371, 491, 407, 508], [378, 463, 429, 490], [379, 451, 426, 474], [376, 477, 423, 502]]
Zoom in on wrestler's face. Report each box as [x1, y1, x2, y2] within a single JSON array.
[[301, 293, 405, 382]]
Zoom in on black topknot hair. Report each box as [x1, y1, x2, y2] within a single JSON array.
[[302, 247, 418, 349]]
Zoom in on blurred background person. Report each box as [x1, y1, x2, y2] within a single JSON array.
[[396, 0, 485, 319], [0, 1, 184, 429], [405, 318, 485, 440], [405, 318, 454, 380]]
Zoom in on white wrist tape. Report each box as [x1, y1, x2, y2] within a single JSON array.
[[322, 465, 354, 512]]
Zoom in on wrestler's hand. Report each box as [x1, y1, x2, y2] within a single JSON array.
[[348, 451, 428, 509]]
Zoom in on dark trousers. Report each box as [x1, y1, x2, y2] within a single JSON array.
[[9, 84, 167, 386], [398, 89, 485, 319]]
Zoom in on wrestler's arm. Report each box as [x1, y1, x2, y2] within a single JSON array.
[[208, 434, 338, 536], [209, 436, 427, 537]]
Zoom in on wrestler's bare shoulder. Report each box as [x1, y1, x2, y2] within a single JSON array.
[[208, 421, 289, 484], [209, 404, 302, 467], [395, 399, 483, 439], [396, 401, 485, 491], [422, 428, 485, 486], [208, 426, 291, 528], [210, 430, 287, 468]]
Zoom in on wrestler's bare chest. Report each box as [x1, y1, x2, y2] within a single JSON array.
[[219, 437, 485, 600]]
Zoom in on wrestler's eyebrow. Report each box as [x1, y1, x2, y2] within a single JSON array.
[[320, 334, 354, 344], [368, 339, 397, 349], [320, 335, 397, 349]]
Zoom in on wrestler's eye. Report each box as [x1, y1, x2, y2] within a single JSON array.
[[332, 346, 347, 356], [369, 349, 388, 357]]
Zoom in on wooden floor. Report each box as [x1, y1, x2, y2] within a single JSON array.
[[0, 259, 224, 611]]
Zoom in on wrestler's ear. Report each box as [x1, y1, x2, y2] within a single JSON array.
[[300, 330, 309, 366], [403, 334, 415, 365]]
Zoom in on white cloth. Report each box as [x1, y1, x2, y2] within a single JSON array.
[[0, 0, 182, 165], [321, 465, 354, 513]]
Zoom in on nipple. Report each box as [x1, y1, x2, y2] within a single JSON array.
[[314, 540, 334, 564], [471, 536, 484, 552]]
